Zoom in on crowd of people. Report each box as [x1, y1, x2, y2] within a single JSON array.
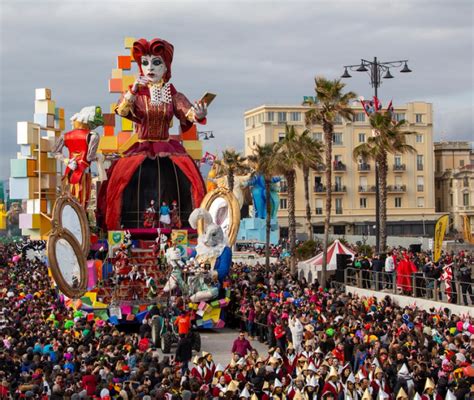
[[1, 239, 473, 399], [348, 248, 474, 306]]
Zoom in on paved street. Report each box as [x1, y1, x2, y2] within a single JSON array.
[[156, 328, 269, 366]]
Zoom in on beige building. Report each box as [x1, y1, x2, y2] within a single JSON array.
[[434, 141, 474, 238], [244, 101, 439, 238]]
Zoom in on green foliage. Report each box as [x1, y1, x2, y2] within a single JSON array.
[[295, 240, 319, 261], [357, 244, 373, 257]]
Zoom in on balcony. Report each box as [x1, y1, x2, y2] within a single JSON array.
[[393, 164, 406, 172], [387, 185, 406, 193], [315, 164, 326, 172], [358, 163, 371, 172], [332, 185, 347, 193], [417, 185, 424, 192], [333, 162, 346, 172], [358, 185, 376, 193], [314, 185, 326, 193]]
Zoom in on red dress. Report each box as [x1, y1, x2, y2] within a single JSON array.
[[63, 129, 92, 206], [99, 83, 206, 230]]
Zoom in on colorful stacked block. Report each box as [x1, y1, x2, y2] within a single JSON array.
[[8, 88, 63, 239]]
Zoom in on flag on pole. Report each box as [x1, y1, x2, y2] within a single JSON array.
[[433, 214, 449, 262], [441, 263, 453, 302]]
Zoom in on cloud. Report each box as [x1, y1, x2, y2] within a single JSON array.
[[0, 0, 473, 180]]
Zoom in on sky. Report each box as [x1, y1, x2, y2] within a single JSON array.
[[0, 0, 473, 181]]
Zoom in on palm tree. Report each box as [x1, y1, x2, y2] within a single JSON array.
[[248, 143, 279, 268], [215, 148, 248, 192], [272, 125, 301, 274], [353, 111, 416, 252], [305, 77, 357, 287], [295, 130, 324, 241]]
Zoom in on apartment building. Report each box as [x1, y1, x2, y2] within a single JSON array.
[[434, 141, 474, 236], [244, 101, 438, 238]]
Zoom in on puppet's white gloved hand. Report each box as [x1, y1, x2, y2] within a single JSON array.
[[193, 101, 208, 120]]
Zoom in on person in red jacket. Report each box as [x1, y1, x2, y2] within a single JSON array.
[[274, 320, 287, 353]]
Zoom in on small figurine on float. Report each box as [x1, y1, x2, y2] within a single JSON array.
[[53, 106, 103, 207], [159, 201, 171, 228], [157, 228, 168, 257], [143, 200, 157, 228], [163, 246, 187, 293], [128, 265, 143, 300], [170, 200, 182, 228], [144, 272, 158, 299], [113, 245, 131, 278]]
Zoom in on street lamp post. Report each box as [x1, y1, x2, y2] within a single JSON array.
[[341, 57, 412, 254]]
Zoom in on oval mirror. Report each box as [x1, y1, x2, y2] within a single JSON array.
[[53, 195, 90, 255], [47, 230, 88, 298], [199, 187, 241, 246]]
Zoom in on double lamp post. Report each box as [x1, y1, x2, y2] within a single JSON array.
[[341, 57, 412, 254]]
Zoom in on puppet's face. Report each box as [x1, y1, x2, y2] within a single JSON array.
[[141, 55, 167, 84]]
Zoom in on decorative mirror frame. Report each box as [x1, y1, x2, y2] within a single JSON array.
[[199, 187, 241, 246], [47, 229, 88, 298], [52, 195, 90, 255]]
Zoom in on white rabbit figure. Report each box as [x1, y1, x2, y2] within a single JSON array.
[[188, 208, 232, 300]]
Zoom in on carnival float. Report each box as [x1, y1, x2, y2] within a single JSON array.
[[7, 37, 244, 341]]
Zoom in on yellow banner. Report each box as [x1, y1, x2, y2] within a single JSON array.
[[433, 214, 449, 262]]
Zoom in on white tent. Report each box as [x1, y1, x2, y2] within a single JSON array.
[[298, 240, 355, 283]]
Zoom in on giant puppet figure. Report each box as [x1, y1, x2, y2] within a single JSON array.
[[98, 38, 208, 230], [53, 106, 103, 207]]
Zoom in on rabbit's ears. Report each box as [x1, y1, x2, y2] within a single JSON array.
[[189, 208, 213, 229]]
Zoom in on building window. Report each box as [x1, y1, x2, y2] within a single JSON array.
[[278, 132, 285, 142], [267, 112, 274, 122], [395, 197, 402, 208], [394, 155, 402, 166], [394, 113, 405, 122], [335, 198, 343, 214], [460, 160, 465, 167], [360, 197, 367, 208], [416, 134, 423, 143], [436, 180, 441, 190], [450, 194, 453, 206], [415, 113, 423, 123], [417, 155, 424, 171], [436, 160, 440, 172], [463, 193, 470, 206], [289, 112, 301, 122], [277, 112, 287, 123], [313, 132, 323, 142], [247, 137, 250, 147], [464, 177, 469, 187], [252, 137, 256, 145], [315, 199, 323, 215], [280, 198, 287, 209], [332, 132, 343, 145], [354, 112, 365, 122], [334, 225, 345, 235], [417, 197, 425, 208], [358, 133, 366, 143], [334, 115, 343, 124], [417, 176, 424, 192]]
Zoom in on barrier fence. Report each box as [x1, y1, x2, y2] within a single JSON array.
[[343, 267, 474, 306]]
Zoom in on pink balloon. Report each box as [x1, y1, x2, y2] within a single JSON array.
[[456, 321, 464, 331], [468, 325, 474, 334], [12, 255, 20, 263]]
